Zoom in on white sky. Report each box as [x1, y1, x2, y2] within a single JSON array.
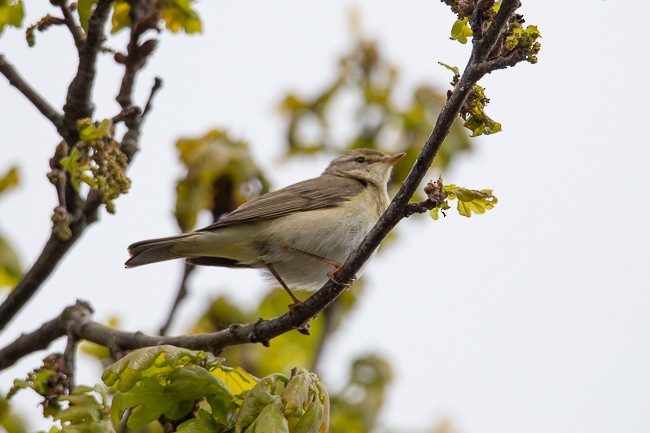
[[1, 1, 649, 433]]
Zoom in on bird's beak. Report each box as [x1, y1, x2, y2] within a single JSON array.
[[383, 152, 406, 165]]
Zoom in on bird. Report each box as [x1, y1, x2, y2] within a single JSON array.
[[125, 148, 405, 304]]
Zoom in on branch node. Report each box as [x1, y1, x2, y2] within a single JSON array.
[[404, 179, 447, 217]]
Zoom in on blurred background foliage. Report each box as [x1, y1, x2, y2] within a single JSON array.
[[0, 166, 22, 290]]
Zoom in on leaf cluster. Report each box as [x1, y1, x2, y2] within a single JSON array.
[[111, 0, 201, 34], [443, 0, 541, 64], [431, 182, 498, 220], [101, 346, 329, 433], [8, 353, 72, 416], [58, 119, 131, 215]]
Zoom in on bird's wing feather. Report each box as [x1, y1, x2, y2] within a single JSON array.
[[198, 175, 364, 231]]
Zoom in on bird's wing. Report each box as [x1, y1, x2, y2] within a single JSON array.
[[198, 175, 365, 231]]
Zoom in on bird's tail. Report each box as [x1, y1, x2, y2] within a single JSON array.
[[125, 233, 194, 268]]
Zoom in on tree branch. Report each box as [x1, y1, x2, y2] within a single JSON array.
[[0, 54, 66, 135], [0, 0, 531, 362], [0, 219, 91, 331], [0, 301, 93, 369], [0, 1, 163, 332], [55, 0, 86, 51], [62, 0, 114, 137]]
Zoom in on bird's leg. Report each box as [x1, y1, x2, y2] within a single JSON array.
[[281, 245, 354, 288], [262, 261, 311, 335], [263, 261, 302, 305]]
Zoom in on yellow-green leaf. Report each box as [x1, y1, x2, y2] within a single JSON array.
[[445, 184, 498, 218], [450, 17, 472, 44], [0, 166, 19, 194], [160, 0, 202, 34], [0, 0, 23, 35], [211, 364, 257, 395], [111, 1, 130, 33], [77, 0, 97, 32], [79, 118, 112, 142], [0, 233, 21, 289]]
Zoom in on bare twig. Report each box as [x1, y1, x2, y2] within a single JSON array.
[[62, 0, 114, 136], [142, 77, 163, 118], [55, 0, 86, 50], [159, 263, 195, 336], [63, 335, 77, 387], [0, 54, 66, 135], [116, 0, 159, 108]]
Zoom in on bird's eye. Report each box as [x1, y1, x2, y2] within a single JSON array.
[[354, 156, 366, 163]]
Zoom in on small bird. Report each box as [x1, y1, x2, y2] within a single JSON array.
[[125, 148, 404, 304]]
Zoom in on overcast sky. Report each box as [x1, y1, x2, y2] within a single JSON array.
[[1, 1, 649, 433]]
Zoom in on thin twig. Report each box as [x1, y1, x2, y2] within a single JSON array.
[[63, 335, 77, 387], [142, 77, 163, 118], [62, 0, 115, 136], [404, 179, 447, 217], [0, 54, 66, 135], [116, 0, 158, 108], [159, 263, 195, 336], [56, 0, 86, 50]]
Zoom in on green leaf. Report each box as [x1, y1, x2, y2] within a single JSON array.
[[437, 62, 460, 78], [166, 364, 233, 404], [104, 346, 259, 430], [40, 385, 112, 433], [463, 114, 502, 136], [60, 147, 88, 193], [178, 409, 219, 433], [119, 378, 171, 428], [211, 364, 257, 395], [243, 398, 288, 433], [0, 0, 23, 35], [0, 232, 22, 289], [439, 184, 498, 218], [159, 0, 202, 34], [282, 369, 313, 417], [0, 394, 30, 433], [462, 84, 502, 136], [111, 1, 130, 33], [79, 118, 112, 142], [77, 0, 97, 32], [450, 17, 472, 44], [292, 397, 323, 433], [236, 375, 287, 433], [0, 166, 19, 194], [102, 345, 208, 391]]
